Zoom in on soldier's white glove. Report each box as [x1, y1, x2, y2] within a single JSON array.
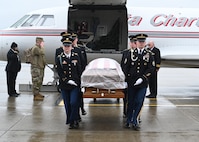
[[81, 87, 85, 93], [134, 78, 143, 86], [67, 80, 77, 86]]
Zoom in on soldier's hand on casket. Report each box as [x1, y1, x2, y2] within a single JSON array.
[[67, 80, 77, 86], [134, 78, 143, 86]]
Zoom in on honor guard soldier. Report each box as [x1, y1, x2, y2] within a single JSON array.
[[123, 33, 155, 130], [71, 33, 87, 71], [146, 41, 161, 98], [121, 35, 137, 118], [55, 32, 72, 64], [56, 38, 82, 129], [54, 32, 72, 90], [71, 33, 87, 116], [121, 35, 137, 71]]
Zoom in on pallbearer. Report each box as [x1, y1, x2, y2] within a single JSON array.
[[121, 35, 137, 117], [123, 34, 155, 130], [71, 33, 87, 117], [56, 38, 82, 129]]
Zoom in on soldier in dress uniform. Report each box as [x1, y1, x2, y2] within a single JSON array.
[[146, 41, 161, 98], [123, 34, 155, 130], [56, 38, 82, 129], [53, 32, 72, 92], [121, 35, 137, 118], [71, 33, 87, 71], [71, 33, 87, 116], [55, 32, 72, 64]]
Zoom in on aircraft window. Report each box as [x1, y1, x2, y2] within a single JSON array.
[[10, 15, 29, 28], [37, 15, 55, 26], [21, 15, 40, 27]]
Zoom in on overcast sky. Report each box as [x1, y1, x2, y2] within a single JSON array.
[[0, 0, 198, 29]]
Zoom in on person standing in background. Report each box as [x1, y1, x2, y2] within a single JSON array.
[[31, 37, 46, 101], [146, 41, 161, 98], [5, 42, 21, 97]]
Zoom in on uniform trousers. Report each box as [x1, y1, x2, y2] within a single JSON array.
[[148, 71, 158, 97], [123, 88, 128, 116], [31, 67, 44, 95], [61, 87, 79, 124], [6, 71, 18, 95], [127, 86, 147, 125]]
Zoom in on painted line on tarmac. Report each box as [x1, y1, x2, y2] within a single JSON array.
[[58, 100, 199, 107]]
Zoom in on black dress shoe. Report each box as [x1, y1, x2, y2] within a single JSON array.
[[78, 118, 82, 122], [15, 92, 21, 96], [124, 123, 130, 128], [74, 121, 79, 128], [146, 94, 156, 98], [82, 110, 87, 115], [69, 121, 79, 129], [9, 94, 18, 97], [69, 123, 74, 129], [132, 124, 140, 131]]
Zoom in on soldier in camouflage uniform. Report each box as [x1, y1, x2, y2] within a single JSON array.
[[31, 37, 46, 101]]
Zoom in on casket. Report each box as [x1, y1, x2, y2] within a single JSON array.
[[81, 58, 127, 98]]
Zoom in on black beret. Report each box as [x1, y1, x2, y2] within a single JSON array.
[[11, 42, 18, 49]]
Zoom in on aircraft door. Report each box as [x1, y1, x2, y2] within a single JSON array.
[[68, 0, 128, 63], [69, 0, 126, 5]]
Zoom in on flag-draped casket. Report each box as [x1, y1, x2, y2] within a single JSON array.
[[81, 58, 127, 98]]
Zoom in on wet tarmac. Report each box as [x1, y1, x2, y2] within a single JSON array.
[[0, 61, 199, 142]]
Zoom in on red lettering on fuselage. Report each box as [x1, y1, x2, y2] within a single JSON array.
[[129, 14, 199, 27], [128, 16, 142, 26]]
